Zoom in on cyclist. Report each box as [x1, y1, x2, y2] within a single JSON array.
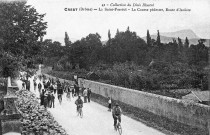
[[112, 103, 122, 130], [75, 96, 83, 113]]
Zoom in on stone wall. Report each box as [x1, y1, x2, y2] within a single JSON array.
[[79, 78, 210, 130]]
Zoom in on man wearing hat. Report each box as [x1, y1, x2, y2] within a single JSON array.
[[112, 103, 122, 129], [75, 95, 83, 113]]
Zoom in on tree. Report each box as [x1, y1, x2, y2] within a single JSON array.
[[157, 30, 161, 46], [104, 28, 147, 64], [177, 37, 183, 49], [108, 29, 111, 46], [64, 32, 71, 47], [115, 29, 120, 38], [126, 26, 130, 32], [184, 37, 189, 49], [146, 30, 152, 46], [0, 1, 47, 78], [69, 33, 102, 69], [188, 39, 208, 67], [108, 29, 111, 40]]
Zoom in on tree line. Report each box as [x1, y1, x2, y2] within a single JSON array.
[[42, 27, 208, 71], [41, 26, 208, 92], [0, 1, 47, 78]]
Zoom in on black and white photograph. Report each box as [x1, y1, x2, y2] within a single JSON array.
[[0, 0, 210, 135]]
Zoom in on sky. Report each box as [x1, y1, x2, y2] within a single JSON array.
[[26, 0, 210, 45]]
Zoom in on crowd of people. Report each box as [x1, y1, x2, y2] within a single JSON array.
[[31, 75, 92, 110], [21, 74, 122, 130]]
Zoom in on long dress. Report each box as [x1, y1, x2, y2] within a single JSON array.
[[40, 93, 44, 106]]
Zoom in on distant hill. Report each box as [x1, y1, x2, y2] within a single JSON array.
[[142, 29, 210, 46], [160, 29, 199, 39], [142, 35, 210, 46]]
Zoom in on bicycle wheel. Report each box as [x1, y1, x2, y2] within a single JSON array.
[[117, 124, 122, 135], [79, 108, 83, 118], [59, 96, 62, 104]]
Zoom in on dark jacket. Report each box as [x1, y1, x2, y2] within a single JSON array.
[[87, 89, 92, 97], [57, 88, 63, 94], [112, 106, 122, 116], [75, 98, 83, 106]]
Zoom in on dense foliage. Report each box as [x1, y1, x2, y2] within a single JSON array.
[[0, 1, 47, 78], [42, 28, 209, 92]]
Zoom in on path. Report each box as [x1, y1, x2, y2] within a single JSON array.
[[16, 72, 165, 135]]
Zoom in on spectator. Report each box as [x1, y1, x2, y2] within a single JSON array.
[[26, 80, 30, 91], [22, 82, 25, 90], [34, 80, 37, 91], [83, 88, 88, 103], [47, 90, 51, 108], [71, 85, 75, 98], [38, 82, 42, 93], [87, 88, 92, 103], [40, 89, 45, 106], [43, 91, 48, 109], [47, 80, 51, 88], [50, 93, 55, 108], [108, 97, 112, 111], [74, 84, 79, 96], [53, 83, 57, 94]]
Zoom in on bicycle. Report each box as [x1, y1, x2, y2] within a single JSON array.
[[115, 116, 122, 135], [66, 92, 71, 101], [58, 94, 62, 105], [77, 104, 83, 118]]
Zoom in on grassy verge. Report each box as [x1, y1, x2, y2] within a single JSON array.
[[90, 93, 208, 135]]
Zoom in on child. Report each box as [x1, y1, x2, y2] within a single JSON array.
[[108, 97, 112, 111]]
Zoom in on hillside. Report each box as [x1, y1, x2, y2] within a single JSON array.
[[142, 35, 209, 46], [142, 29, 209, 46], [160, 29, 199, 39]]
